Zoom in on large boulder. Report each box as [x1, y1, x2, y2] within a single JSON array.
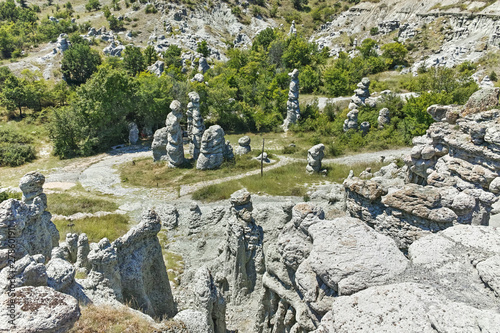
[[196, 125, 226, 170], [0, 286, 80, 333], [463, 87, 499, 115]]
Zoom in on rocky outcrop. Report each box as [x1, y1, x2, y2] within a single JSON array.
[[114, 210, 176, 319], [216, 190, 264, 305], [235, 136, 251, 155], [0, 286, 80, 333], [306, 144, 325, 174], [463, 87, 499, 115], [0, 172, 59, 262], [378, 107, 390, 128], [147, 60, 165, 77], [188, 92, 205, 160], [198, 57, 209, 74], [348, 77, 372, 110], [282, 69, 300, 130], [128, 122, 139, 145], [224, 140, 234, 161], [343, 109, 358, 132], [175, 266, 226, 333], [103, 41, 125, 57], [165, 100, 185, 168], [197, 125, 226, 170], [152, 127, 168, 162], [256, 205, 407, 333]]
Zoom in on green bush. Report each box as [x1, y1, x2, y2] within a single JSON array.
[[0, 143, 36, 166]]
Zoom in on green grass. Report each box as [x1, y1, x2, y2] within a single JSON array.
[[47, 192, 118, 216], [53, 214, 130, 243], [119, 154, 271, 188], [192, 161, 386, 202]]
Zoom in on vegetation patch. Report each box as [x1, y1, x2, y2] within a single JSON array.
[[47, 193, 118, 216], [53, 214, 130, 243], [192, 161, 386, 202], [120, 154, 270, 188], [69, 304, 186, 333]]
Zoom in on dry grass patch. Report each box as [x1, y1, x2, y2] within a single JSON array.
[[70, 304, 187, 333], [47, 192, 118, 216], [53, 214, 130, 243]]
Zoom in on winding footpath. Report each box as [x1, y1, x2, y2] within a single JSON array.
[[44, 146, 411, 218]]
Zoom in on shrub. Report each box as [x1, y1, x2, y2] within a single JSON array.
[[0, 143, 36, 166]]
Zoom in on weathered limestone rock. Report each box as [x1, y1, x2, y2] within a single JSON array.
[[128, 122, 139, 145], [217, 190, 264, 305], [103, 41, 125, 57], [289, 20, 297, 36], [191, 73, 205, 83], [56, 33, 70, 52], [165, 100, 185, 167], [197, 125, 226, 170], [235, 136, 251, 155], [348, 77, 371, 110], [0, 254, 47, 292], [46, 258, 76, 293], [0, 286, 80, 333], [0, 173, 59, 262], [188, 92, 205, 160], [282, 69, 300, 130], [113, 210, 176, 319], [156, 204, 179, 230], [147, 60, 165, 77], [314, 283, 500, 333], [75, 233, 90, 272], [343, 109, 358, 132], [377, 107, 390, 128], [198, 57, 210, 74], [256, 211, 407, 333], [152, 127, 168, 162], [463, 87, 499, 115], [306, 144, 325, 174], [427, 104, 462, 122]]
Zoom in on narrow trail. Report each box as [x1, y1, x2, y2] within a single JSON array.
[[44, 146, 411, 219]]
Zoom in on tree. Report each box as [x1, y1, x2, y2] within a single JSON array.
[[299, 65, 320, 93], [0, 75, 26, 117], [61, 43, 101, 85], [381, 42, 408, 68], [293, 0, 308, 10], [85, 0, 101, 12], [107, 15, 123, 31], [358, 38, 377, 58], [252, 27, 276, 52], [197, 40, 210, 57], [143, 45, 157, 66], [123, 45, 145, 76]]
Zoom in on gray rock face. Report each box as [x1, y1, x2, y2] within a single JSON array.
[[56, 33, 70, 52], [46, 258, 76, 293], [306, 144, 325, 174], [0, 286, 80, 333], [314, 283, 500, 333], [289, 20, 297, 36], [235, 136, 251, 156], [343, 109, 359, 132], [377, 107, 390, 128], [282, 69, 300, 130], [0, 173, 59, 262], [128, 122, 139, 145], [152, 127, 168, 162], [147, 60, 165, 77], [165, 100, 185, 167], [464, 87, 499, 115], [216, 190, 264, 305], [224, 140, 234, 161], [0, 254, 47, 292], [198, 57, 210, 74], [256, 209, 407, 333], [349, 77, 371, 110], [188, 92, 205, 160], [197, 125, 226, 170], [360, 121, 370, 135], [192, 73, 205, 83], [156, 204, 179, 230], [103, 41, 125, 56], [113, 210, 176, 319]]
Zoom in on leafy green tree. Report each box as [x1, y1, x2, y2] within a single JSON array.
[[197, 40, 210, 57], [61, 43, 101, 85], [282, 37, 315, 69], [0, 75, 26, 116], [85, 0, 101, 11], [299, 65, 320, 93], [358, 38, 377, 58], [143, 45, 157, 66], [381, 42, 408, 67], [107, 15, 123, 31], [123, 45, 145, 75], [163, 45, 182, 68], [252, 27, 276, 52], [293, 0, 308, 10]]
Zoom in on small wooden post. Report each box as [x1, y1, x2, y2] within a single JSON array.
[[261, 138, 265, 177]]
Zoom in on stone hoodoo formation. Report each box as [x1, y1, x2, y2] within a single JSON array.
[[197, 125, 226, 170], [128, 122, 139, 145], [282, 69, 300, 130], [188, 91, 205, 160], [235, 135, 251, 155], [165, 100, 185, 168], [343, 109, 358, 132], [306, 144, 325, 174], [378, 107, 390, 129], [349, 77, 372, 110], [344, 87, 500, 250]]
